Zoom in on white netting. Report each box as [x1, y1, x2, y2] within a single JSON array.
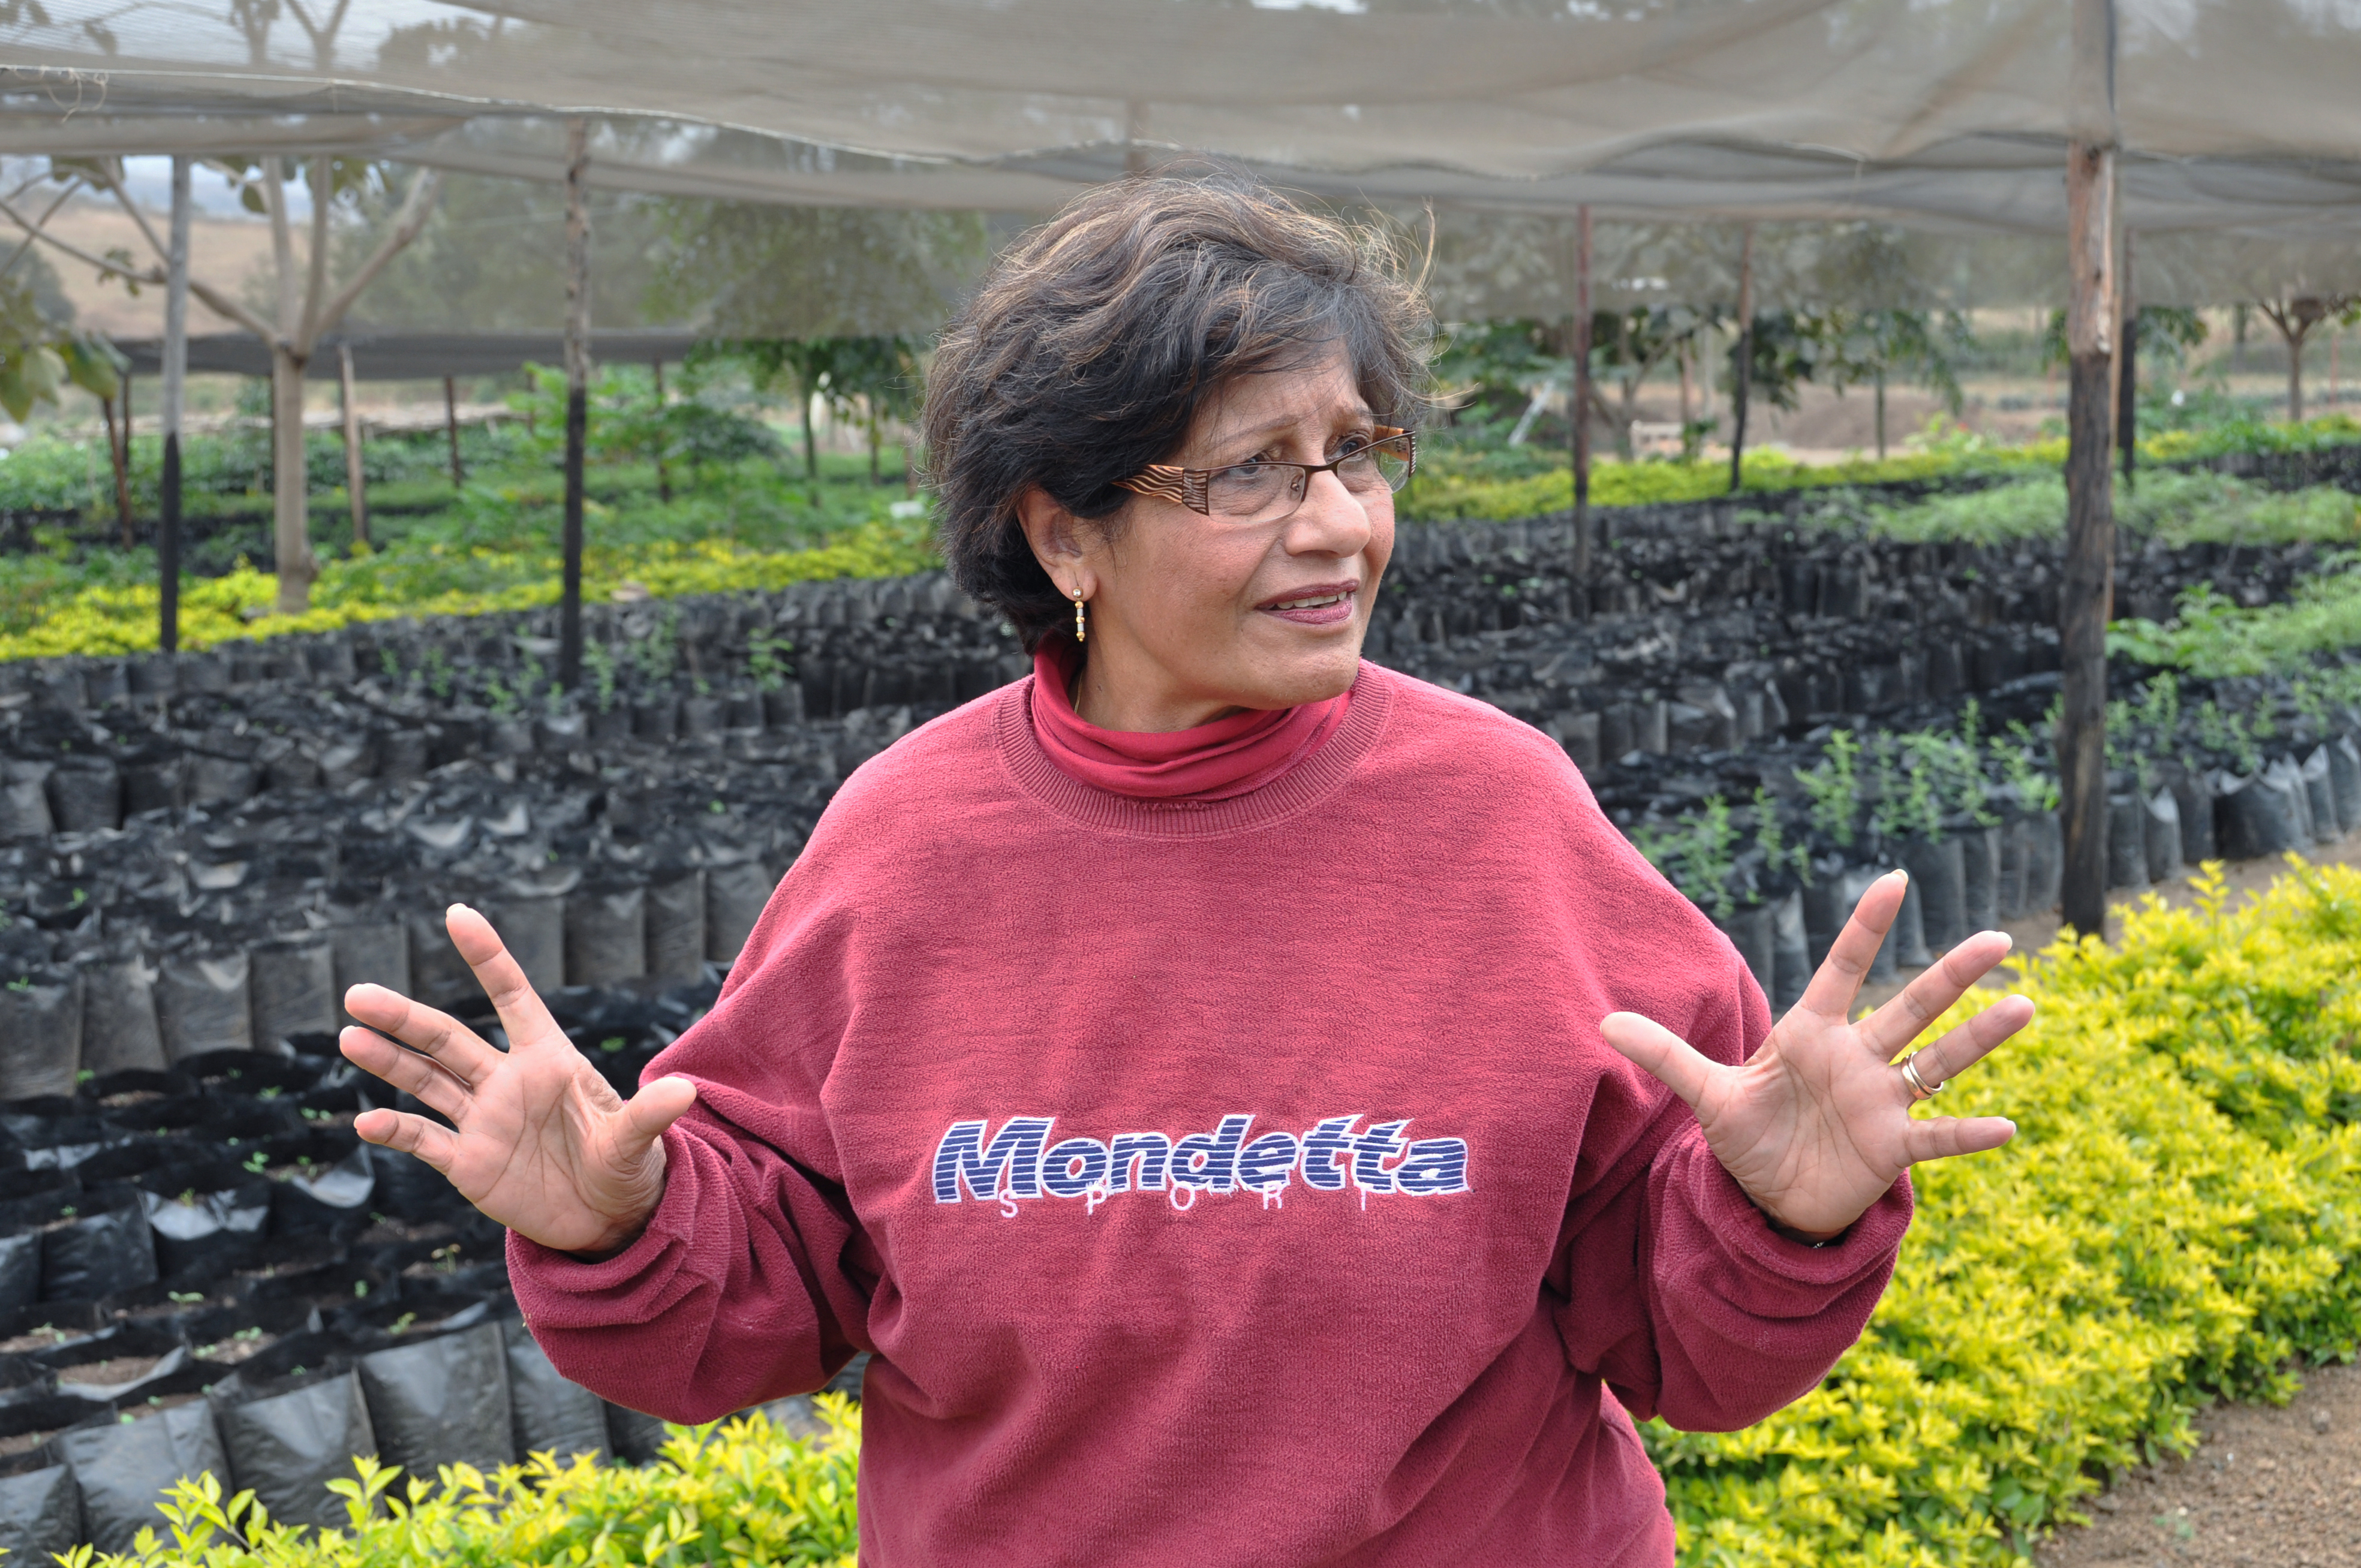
[[0, 1, 2355, 230], [1, 0, 2357, 307]]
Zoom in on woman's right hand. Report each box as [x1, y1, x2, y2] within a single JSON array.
[[339, 904, 699, 1257]]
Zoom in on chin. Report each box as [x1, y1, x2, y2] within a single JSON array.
[[1258, 639, 1364, 708]]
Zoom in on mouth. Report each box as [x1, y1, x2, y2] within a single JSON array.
[[1256, 582, 1358, 627]]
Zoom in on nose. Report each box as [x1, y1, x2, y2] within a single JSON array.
[[1280, 466, 1375, 559]]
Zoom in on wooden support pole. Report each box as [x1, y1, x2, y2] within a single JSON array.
[[443, 375, 464, 488], [159, 156, 190, 654], [1728, 223, 1756, 495], [1572, 205, 1593, 605], [652, 357, 671, 505], [560, 116, 592, 691], [2119, 229, 2137, 487], [2060, 0, 2119, 940], [102, 378, 132, 547], [339, 343, 368, 547]]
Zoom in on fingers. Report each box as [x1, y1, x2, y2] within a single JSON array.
[[442, 904, 572, 1058], [339, 1025, 471, 1121], [352, 1107, 464, 1172], [1901, 1114, 2017, 1164], [1860, 930, 2018, 1060], [1894, 994, 2034, 1093], [614, 1076, 698, 1159], [1598, 1012, 1721, 1111], [342, 980, 503, 1089], [1796, 871, 1907, 1022]]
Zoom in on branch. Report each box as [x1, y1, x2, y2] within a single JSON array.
[[0, 178, 82, 284], [0, 195, 162, 288], [94, 166, 170, 266], [305, 167, 441, 350], [297, 154, 332, 349], [0, 190, 284, 345], [186, 276, 281, 344]]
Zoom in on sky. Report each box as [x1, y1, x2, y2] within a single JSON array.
[[112, 157, 309, 221]]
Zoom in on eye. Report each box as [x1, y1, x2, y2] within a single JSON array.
[[1330, 431, 1376, 461]]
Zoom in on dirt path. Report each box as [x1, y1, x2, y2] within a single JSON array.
[[1860, 841, 2361, 1565], [2033, 1361, 2360, 1568]]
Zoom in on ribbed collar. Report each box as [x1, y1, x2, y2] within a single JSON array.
[[1028, 641, 1352, 802], [995, 660, 1394, 838]]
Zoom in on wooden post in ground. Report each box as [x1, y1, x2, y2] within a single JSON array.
[[159, 156, 190, 654], [102, 375, 132, 547], [2060, 0, 2119, 940], [1571, 204, 1593, 608], [2119, 229, 2138, 487], [652, 357, 670, 505], [443, 375, 464, 487], [1728, 223, 1755, 495], [560, 116, 592, 691], [339, 343, 368, 547]]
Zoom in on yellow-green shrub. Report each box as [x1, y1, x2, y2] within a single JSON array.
[[59, 1398, 860, 1568], [1653, 863, 2361, 1566], [0, 522, 937, 661]]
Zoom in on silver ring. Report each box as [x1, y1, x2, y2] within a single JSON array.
[[1899, 1052, 1945, 1100]]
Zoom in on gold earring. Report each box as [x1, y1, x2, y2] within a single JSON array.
[[1073, 589, 1087, 643]]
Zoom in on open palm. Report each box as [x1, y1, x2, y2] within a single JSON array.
[[339, 904, 698, 1257], [1601, 871, 2029, 1241]]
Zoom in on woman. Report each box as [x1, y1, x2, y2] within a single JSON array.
[[340, 171, 2029, 1566]]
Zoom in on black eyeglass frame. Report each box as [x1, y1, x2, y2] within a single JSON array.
[[1114, 428, 1417, 518]]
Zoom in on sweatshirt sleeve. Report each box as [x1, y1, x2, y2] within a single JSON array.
[[1548, 942, 1912, 1434], [505, 884, 877, 1425], [506, 1084, 870, 1424]]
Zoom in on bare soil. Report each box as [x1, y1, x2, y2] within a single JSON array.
[[54, 1353, 165, 1388], [2035, 1361, 2360, 1568]]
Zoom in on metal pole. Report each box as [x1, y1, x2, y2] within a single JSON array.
[[2061, 0, 2119, 940], [159, 156, 191, 654], [1572, 206, 1593, 609], [1728, 223, 1755, 495], [339, 342, 368, 547], [560, 116, 592, 691]]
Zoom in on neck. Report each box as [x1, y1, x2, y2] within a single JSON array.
[[1068, 639, 1245, 733]]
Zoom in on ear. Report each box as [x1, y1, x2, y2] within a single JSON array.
[[1016, 484, 1095, 598]]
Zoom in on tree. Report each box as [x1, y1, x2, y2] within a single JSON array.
[[0, 155, 443, 614], [824, 336, 925, 484], [1793, 308, 1973, 459], [1591, 305, 1716, 456], [2255, 294, 2360, 423], [338, 169, 669, 332], [647, 203, 989, 345]]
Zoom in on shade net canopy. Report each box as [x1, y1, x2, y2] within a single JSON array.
[[1, 0, 2358, 242]]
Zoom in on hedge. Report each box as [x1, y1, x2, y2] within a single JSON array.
[[54, 1398, 861, 1568], [1652, 861, 2361, 1566], [40, 863, 2361, 1567], [0, 520, 937, 661]]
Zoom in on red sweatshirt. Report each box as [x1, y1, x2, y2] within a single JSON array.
[[510, 661, 1911, 1566]]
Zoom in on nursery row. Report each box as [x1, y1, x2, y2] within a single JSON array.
[[0, 976, 866, 1564], [7, 563, 2360, 1076]]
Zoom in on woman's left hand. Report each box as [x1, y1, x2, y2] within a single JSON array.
[[1599, 869, 2030, 1242]]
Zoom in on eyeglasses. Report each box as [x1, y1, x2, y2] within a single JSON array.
[[1115, 428, 1416, 524]]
